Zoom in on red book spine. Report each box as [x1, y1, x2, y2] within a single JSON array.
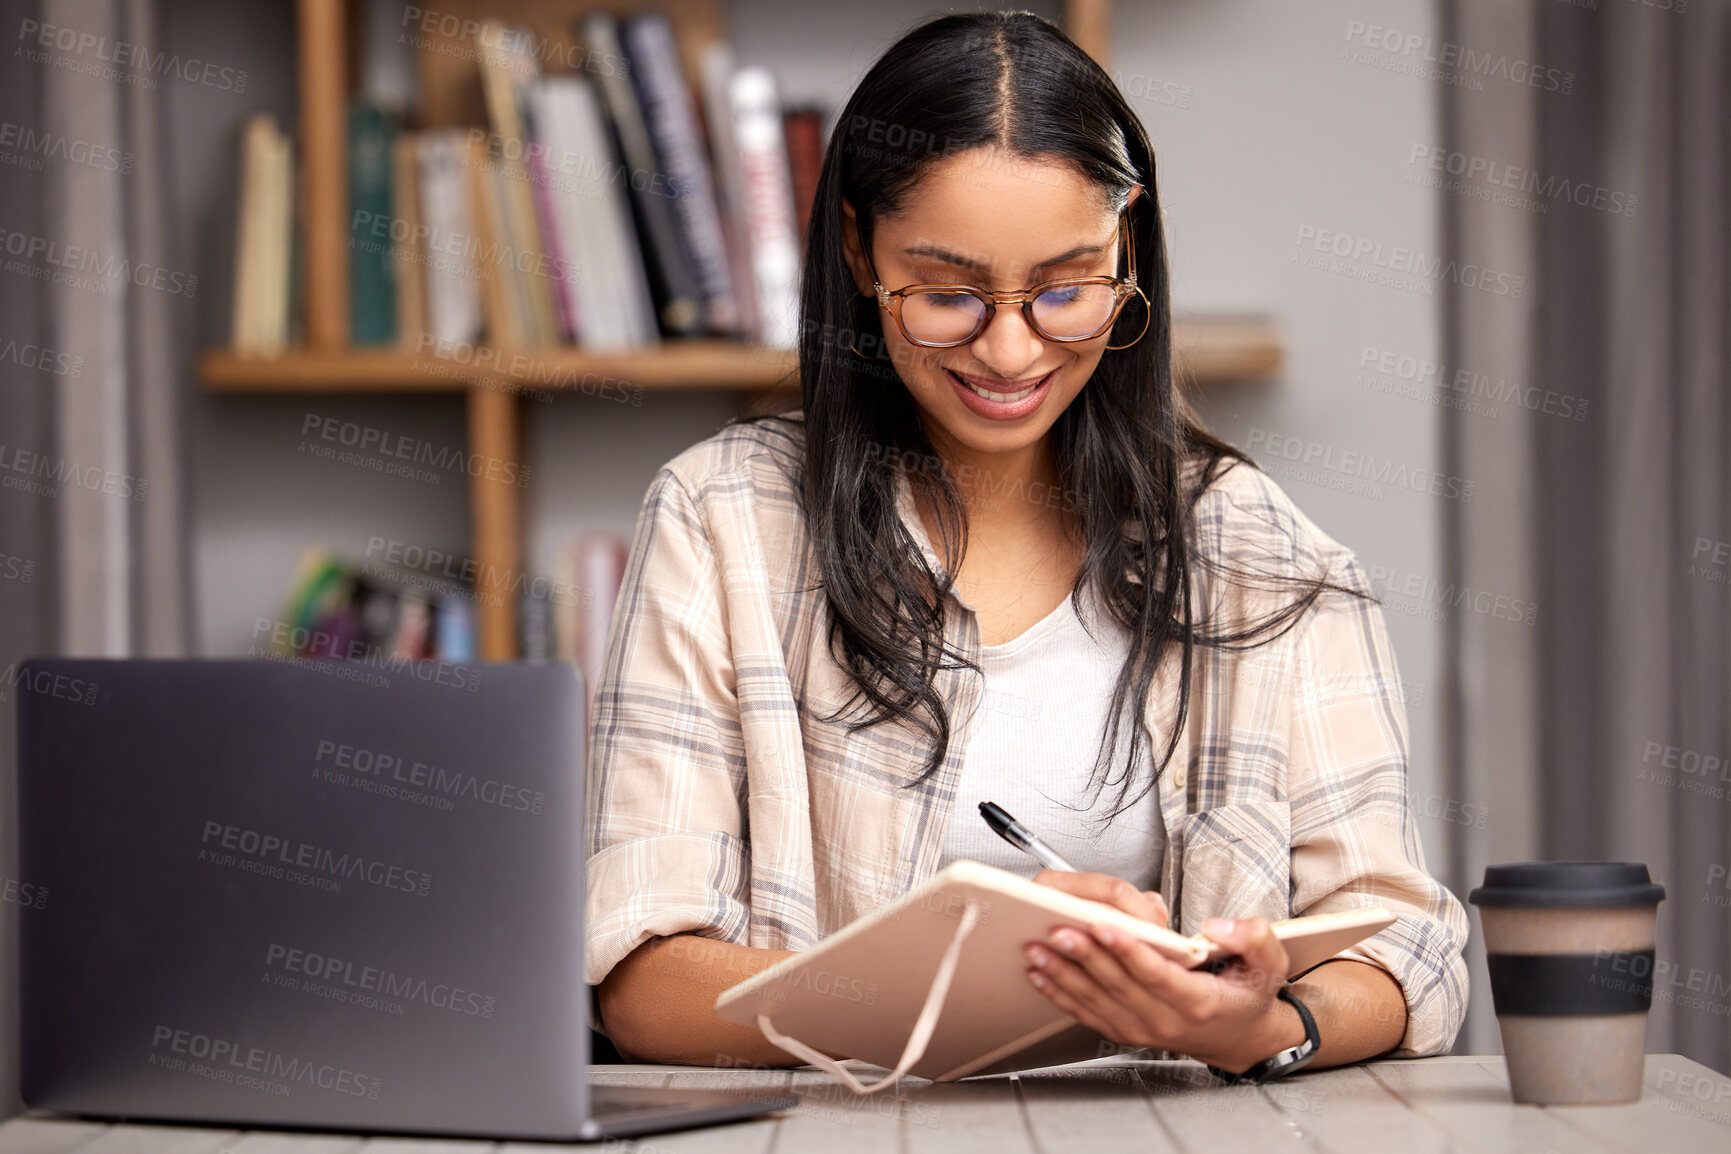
[[782, 108, 824, 251]]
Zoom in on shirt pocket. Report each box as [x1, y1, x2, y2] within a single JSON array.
[[1177, 800, 1291, 929]]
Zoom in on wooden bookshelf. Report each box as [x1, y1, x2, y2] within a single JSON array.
[[201, 341, 798, 393], [204, 0, 1280, 659], [1172, 319, 1283, 383], [200, 322, 1275, 394]]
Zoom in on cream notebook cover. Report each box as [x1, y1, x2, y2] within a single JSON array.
[[714, 860, 1395, 1084]]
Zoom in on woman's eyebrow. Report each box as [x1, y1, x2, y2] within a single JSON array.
[[901, 239, 1109, 273]]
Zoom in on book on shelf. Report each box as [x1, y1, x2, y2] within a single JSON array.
[[348, 104, 399, 345], [725, 67, 801, 349], [519, 532, 628, 673], [267, 537, 630, 671], [229, 16, 826, 358], [467, 128, 529, 348], [569, 532, 628, 710], [782, 106, 824, 250], [522, 84, 580, 346], [416, 129, 485, 347], [580, 11, 705, 338], [701, 43, 759, 342], [623, 12, 742, 338], [391, 133, 427, 349], [229, 114, 293, 353], [270, 547, 478, 667], [475, 20, 562, 347], [522, 75, 658, 350]]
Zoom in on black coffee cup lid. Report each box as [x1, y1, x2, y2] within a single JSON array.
[[1468, 861, 1665, 908]]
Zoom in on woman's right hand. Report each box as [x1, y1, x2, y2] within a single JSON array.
[[1031, 870, 1169, 928]]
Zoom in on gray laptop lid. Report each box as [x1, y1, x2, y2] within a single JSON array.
[[18, 658, 598, 1139]]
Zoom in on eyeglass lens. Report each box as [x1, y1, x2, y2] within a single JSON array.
[[899, 282, 1121, 343]]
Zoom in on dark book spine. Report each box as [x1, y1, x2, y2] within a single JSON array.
[[580, 13, 704, 337], [347, 104, 397, 345], [624, 13, 740, 336]]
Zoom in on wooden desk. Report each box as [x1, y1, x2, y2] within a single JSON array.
[[4, 1054, 1728, 1152]]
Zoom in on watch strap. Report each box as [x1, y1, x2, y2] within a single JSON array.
[[1205, 987, 1321, 1085]]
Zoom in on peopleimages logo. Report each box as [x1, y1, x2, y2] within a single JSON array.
[[1341, 20, 1575, 94], [398, 6, 630, 77], [0, 443, 149, 501], [0, 226, 198, 298], [1292, 225, 1526, 300], [1246, 428, 1476, 503], [1366, 563, 1539, 626], [149, 1024, 380, 1098], [313, 739, 547, 816], [299, 413, 532, 488], [18, 19, 249, 92], [199, 819, 433, 897], [249, 617, 483, 692], [0, 662, 99, 705], [265, 941, 497, 1018], [1408, 145, 1638, 218], [0, 119, 132, 174], [1355, 345, 1588, 423], [2, 874, 49, 911]]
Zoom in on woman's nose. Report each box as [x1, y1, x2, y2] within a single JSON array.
[[967, 304, 1045, 381]]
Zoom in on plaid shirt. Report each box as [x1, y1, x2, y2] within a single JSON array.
[[585, 414, 1469, 1058]]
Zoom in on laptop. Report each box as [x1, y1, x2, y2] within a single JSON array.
[[15, 658, 798, 1141]]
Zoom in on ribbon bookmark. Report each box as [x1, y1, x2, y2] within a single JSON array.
[[754, 899, 982, 1094]]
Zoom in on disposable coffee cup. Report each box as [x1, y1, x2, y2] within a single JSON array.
[[1469, 862, 1665, 1105]]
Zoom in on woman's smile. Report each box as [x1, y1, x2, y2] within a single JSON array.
[[944, 366, 1056, 419]]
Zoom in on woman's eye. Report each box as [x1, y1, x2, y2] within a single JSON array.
[[1039, 286, 1085, 306], [924, 292, 979, 309]]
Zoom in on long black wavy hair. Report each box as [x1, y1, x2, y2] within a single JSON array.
[[740, 11, 1365, 816]]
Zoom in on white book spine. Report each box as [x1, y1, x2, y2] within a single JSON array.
[[263, 124, 293, 352], [702, 44, 760, 341], [230, 116, 273, 351], [570, 80, 659, 348], [416, 131, 483, 347], [529, 78, 630, 351], [728, 68, 801, 349]]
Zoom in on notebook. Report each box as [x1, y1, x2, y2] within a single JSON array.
[[714, 860, 1395, 1085]]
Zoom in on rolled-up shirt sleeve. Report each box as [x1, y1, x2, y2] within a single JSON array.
[[585, 468, 752, 988], [1284, 555, 1470, 1058]]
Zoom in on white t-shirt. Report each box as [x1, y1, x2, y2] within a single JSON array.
[[939, 579, 1166, 889]]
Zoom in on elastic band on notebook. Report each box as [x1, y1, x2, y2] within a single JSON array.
[[756, 899, 982, 1094]]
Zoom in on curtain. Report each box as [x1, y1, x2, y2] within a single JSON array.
[[1445, 0, 1730, 1073], [0, 0, 192, 1117]]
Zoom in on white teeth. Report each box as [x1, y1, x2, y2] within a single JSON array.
[[958, 375, 1041, 403]]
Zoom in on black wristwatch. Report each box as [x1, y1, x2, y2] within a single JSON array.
[[1206, 987, 1320, 1085]]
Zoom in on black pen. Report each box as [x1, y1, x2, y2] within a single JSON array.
[[979, 801, 1080, 873]]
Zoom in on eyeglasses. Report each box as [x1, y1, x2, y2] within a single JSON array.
[[860, 213, 1151, 350]]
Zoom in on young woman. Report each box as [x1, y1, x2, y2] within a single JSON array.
[[586, 12, 1467, 1078]]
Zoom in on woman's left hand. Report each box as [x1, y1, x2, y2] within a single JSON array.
[[1022, 877, 1298, 1071]]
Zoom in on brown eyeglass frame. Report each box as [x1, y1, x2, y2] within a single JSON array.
[[859, 212, 1152, 351]]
